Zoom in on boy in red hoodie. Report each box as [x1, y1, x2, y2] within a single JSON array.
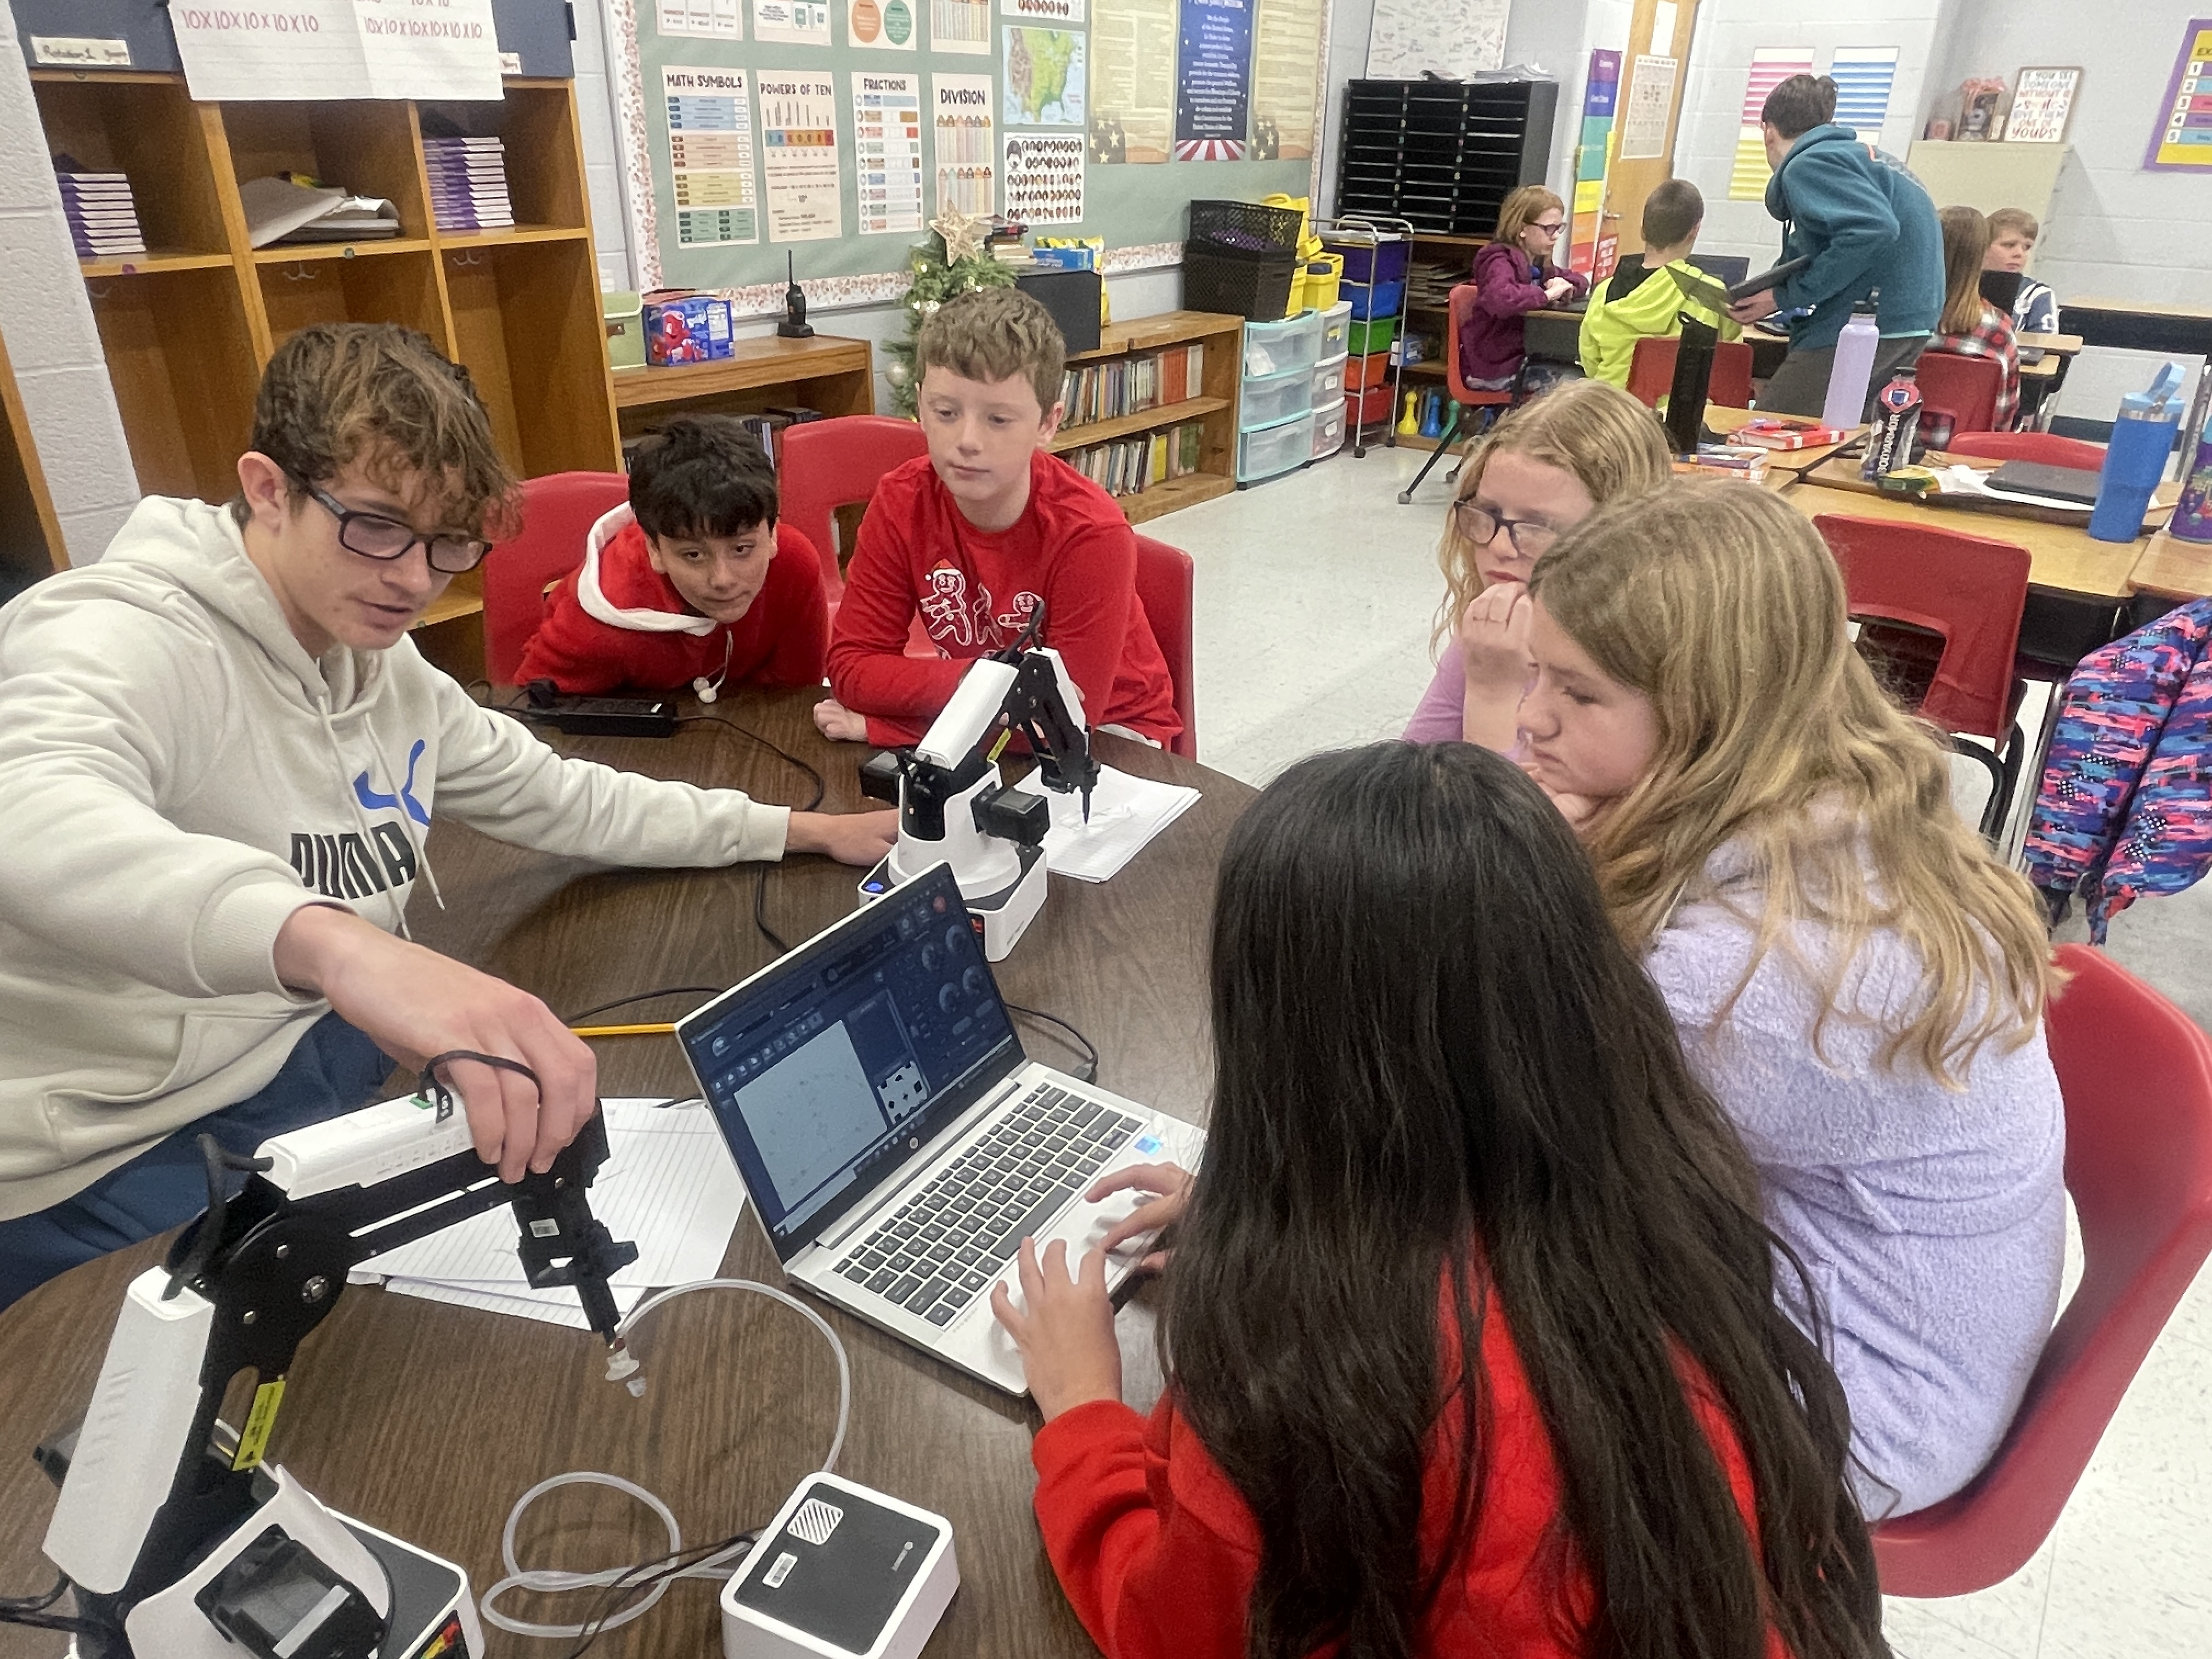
[[517, 415, 827, 696], [814, 287, 1178, 749]]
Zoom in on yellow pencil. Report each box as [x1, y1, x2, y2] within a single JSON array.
[[568, 1022, 678, 1038]]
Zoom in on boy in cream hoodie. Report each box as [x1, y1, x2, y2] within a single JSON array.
[[0, 323, 894, 1307]]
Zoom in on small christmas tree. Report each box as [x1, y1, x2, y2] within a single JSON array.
[[884, 210, 1016, 417]]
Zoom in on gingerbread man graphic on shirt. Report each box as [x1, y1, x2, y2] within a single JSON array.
[[920, 562, 979, 647]]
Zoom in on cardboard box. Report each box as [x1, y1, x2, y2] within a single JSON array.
[[603, 288, 645, 371], [642, 289, 734, 365]]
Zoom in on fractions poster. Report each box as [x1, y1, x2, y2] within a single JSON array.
[[934, 0, 994, 54], [1250, 0, 1324, 159], [1005, 27, 1087, 126], [2149, 20, 2212, 168], [854, 72, 924, 233], [663, 66, 760, 246], [1003, 133, 1085, 223], [1616, 53, 1678, 161], [659, 0, 744, 37], [848, 0, 919, 49], [753, 0, 832, 46], [1730, 48, 1815, 199], [1003, 0, 1085, 20], [1173, 0, 1252, 160], [1090, 0, 1174, 162], [760, 72, 843, 240], [934, 74, 997, 215]]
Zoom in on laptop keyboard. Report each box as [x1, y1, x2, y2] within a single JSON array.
[[833, 1084, 1143, 1327]]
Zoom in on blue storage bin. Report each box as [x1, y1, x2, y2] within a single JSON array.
[[1345, 279, 1406, 321], [1324, 238, 1410, 286]]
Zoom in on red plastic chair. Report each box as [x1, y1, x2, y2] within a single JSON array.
[[779, 415, 929, 603], [1396, 285, 1519, 505], [1946, 431, 2107, 471], [1813, 513, 2031, 839], [482, 471, 630, 685], [1131, 534, 1197, 759], [1914, 349, 2004, 441], [1874, 943, 2212, 1596], [1625, 335, 1756, 411]]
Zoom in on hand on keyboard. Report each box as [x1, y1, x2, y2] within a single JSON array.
[[1089, 1162, 1193, 1275], [991, 1237, 1121, 1420]]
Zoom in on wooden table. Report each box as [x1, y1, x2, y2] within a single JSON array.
[[2061, 298, 2212, 359], [2130, 527, 2212, 603], [610, 335, 875, 440], [0, 688, 1254, 1659]]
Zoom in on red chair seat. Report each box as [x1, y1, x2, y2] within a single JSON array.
[[1626, 335, 1756, 411], [482, 471, 630, 685], [1915, 349, 2004, 439], [1131, 534, 1197, 759], [1945, 431, 2106, 471], [779, 415, 930, 605]]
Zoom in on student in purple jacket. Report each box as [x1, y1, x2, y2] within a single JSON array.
[[1459, 187, 1590, 391]]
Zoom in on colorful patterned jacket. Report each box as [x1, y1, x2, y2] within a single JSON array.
[[2023, 599, 2212, 941]]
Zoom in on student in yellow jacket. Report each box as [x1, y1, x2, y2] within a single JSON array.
[[1579, 180, 1741, 390]]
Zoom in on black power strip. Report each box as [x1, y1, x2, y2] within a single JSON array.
[[526, 689, 679, 737]]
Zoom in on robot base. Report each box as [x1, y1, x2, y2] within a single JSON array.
[[859, 844, 1047, 962]]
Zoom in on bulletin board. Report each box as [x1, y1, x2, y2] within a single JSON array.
[[613, 0, 1327, 307]]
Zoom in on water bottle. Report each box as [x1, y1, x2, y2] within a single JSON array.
[[1822, 303, 1881, 431], [2091, 363, 2187, 543], [1860, 367, 1924, 480]]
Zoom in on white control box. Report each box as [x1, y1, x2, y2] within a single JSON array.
[[720, 1473, 957, 1659]]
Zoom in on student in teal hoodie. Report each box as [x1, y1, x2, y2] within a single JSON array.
[[1728, 75, 1943, 419]]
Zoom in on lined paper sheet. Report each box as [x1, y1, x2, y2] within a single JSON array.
[[351, 1098, 747, 1327]]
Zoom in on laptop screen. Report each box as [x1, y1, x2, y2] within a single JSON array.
[[1687, 253, 1751, 288], [677, 865, 1024, 1259]]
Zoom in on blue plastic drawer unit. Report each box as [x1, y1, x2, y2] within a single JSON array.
[[1342, 279, 1407, 321], [1242, 311, 1323, 379], [1238, 409, 1317, 484]]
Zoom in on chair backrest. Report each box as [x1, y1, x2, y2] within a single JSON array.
[[1945, 431, 2108, 471], [1443, 285, 1513, 408], [482, 471, 630, 685], [1624, 335, 1755, 411], [1812, 513, 2029, 738], [778, 415, 930, 602], [1914, 349, 2003, 439], [1131, 533, 1197, 759], [1872, 944, 2212, 1596]]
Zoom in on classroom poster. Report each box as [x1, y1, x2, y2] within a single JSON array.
[[1004, 133, 1085, 223], [663, 65, 761, 246], [659, 0, 744, 37], [1729, 48, 1815, 200], [934, 74, 998, 215], [1829, 47, 1899, 139], [760, 72, 844, 240], [853, 72, 925, 233], [2148, 20, 2212, 169], [1249, 0, 1325, 160], [2004, 68, 2080, 143], [1364, 0, 1505, 80], [1003, 0, 1085, 18], [1088, 0, 1175, 162], [1568, 49, 1621, 278], [934, 0, 994, 54], [1005, 27, 1087, 127], [1616, 54, 1678, 162], [848, 0, 919, 49], [753, 0, 832, 46], [1173, 0, 1253, 161], [171, 0, 504, 100]]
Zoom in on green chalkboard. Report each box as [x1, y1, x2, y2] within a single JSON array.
[[633, 5, 1316, 293]]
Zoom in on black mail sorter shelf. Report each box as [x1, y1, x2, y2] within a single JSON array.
[[1334, 79, 1559, 239]]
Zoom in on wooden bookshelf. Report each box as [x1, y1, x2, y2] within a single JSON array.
[[1059, 310, 1243, 526], [610, 335, 874, 439], [0, 329, 66, 600]]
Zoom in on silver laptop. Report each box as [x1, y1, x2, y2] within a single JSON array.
[[675, 862, 1205, 1395]]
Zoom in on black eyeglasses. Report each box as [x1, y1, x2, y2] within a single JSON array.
[[305, 485, 490, 574], [1453, 499, 1561, 559]]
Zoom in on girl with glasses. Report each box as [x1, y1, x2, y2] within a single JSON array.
[[1459, 185, 1588, 396]]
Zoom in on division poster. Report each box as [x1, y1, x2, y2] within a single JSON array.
[[934, 74, 998, 215], [2148, 20, 2212, 168], [1729, 47, 1815, 200], [934, 0, 994, 54], [1174, 0, 1252, 160], [1004, 132, 1085, 224], [1089, 0, 1174, 161], [753, 0, 832, 46], [1005, 27, 1087, 127], [659, 0, 744, 37], [663, 65, 760, 246], [1249, 0, 1323, 158], [854, 71, 924, 233], [760, 71, 843, 241], [848, 0, 919, 49]]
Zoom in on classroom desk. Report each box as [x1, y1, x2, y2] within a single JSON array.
[[0, 687, 1254, 1659], [2130, 528, 2212, 604], [2060, 298, 2212, 359]]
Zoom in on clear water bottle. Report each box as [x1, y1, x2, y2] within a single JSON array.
[[1822, 303, 1881, 431]]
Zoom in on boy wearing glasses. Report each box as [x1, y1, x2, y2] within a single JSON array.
[[0, 323, 893, 1308]]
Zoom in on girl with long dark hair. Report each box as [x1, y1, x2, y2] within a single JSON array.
[[992, 742, 1886, 1659]]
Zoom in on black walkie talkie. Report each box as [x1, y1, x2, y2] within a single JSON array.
[[778, 251, 815, 339]]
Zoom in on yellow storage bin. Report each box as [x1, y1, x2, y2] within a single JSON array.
[[1304, 253, 1343, 312]]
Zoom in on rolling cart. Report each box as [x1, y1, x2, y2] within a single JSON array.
[[1316, 216, 1413, 459]]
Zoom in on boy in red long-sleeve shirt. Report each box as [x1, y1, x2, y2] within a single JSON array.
[[517, 415, 827, 696], [814, 287, 1179, 749]]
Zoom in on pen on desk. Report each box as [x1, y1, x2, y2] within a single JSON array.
[[569, 1022, 678, 1038]]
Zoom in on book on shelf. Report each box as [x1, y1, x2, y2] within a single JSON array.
[[423, 134, 515, 232], [1064, 419, 1210, 499], [56, 165, 146, 258], [1057, 343, 1206, 432]]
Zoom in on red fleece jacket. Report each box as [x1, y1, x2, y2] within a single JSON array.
[[825, 451, 1179, 749], [515, 511, 827, 695], [1030, 1287, 1786, 1659]]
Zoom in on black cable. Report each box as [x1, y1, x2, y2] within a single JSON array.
[[754, 867, 792, 957], [562, 986, 723, 1025], [0, 1574, 66, 1614], [1006, 1002, 1099, 1084], [558, 1528, 761, 1659], [462, 678, 495, 703], [674, 714, 826, 810]]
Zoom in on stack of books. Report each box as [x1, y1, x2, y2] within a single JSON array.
[[1063, 419, 1207, 498], [423, 136, 514, 233], [1057, 344, 1205, 432], [1673, 443, 1771, 484], [1731, 416, 1849, 450], [58, 167, 145, 260]]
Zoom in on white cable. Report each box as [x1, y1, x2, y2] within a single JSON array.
[[479, 1278, 851, 1641]]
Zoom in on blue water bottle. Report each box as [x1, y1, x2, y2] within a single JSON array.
[[2089, 363, 2186, 544]]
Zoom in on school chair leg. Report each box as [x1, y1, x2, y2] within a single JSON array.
[[1444, 405, 1501, 486], [1399, 405, 1466, 505]]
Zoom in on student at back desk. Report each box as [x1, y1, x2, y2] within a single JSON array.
[[1578, 179, 1742, 390]]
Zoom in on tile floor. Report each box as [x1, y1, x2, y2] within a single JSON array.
[[1158, 439, 2212, 1659]]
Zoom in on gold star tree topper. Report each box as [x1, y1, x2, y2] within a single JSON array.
[[929, 207, 988, 264]]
